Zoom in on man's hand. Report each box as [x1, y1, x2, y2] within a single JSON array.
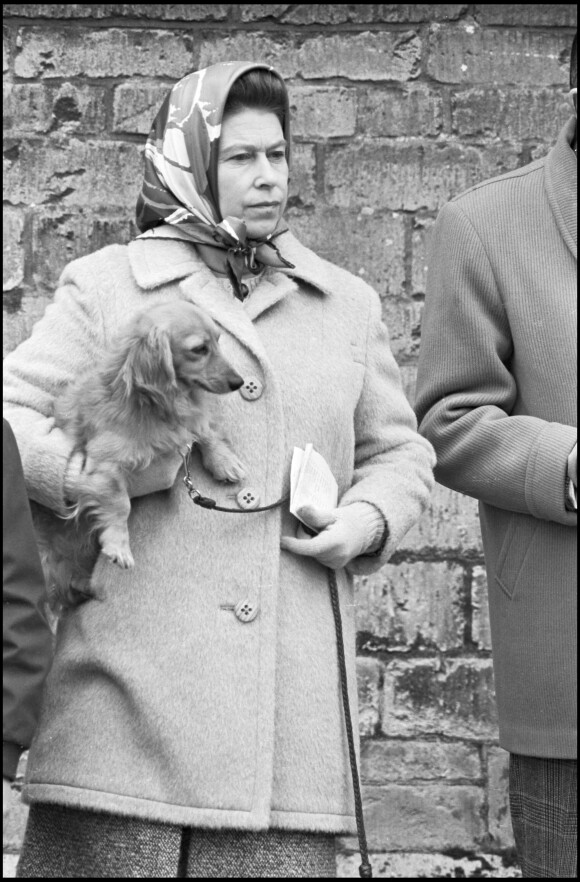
[[280, 502, 384, 570], [567, 443, 577, 487]]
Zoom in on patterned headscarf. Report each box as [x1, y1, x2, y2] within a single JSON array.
[[136, 61, 294, 299]]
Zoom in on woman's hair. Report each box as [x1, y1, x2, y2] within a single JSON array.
[[223, 69, 287, 128]]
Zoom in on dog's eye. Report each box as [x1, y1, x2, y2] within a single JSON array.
[[191, 344, 209, 356]]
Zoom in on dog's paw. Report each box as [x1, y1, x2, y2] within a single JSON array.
[[100, 528, 135, 569], [201, 445, 246, 483], [212, 454, 246, 483]]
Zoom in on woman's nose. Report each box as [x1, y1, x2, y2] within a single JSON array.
[[254, 153, 277, 186]]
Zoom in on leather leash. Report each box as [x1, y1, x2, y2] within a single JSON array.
[[181, 445, 373, 878]]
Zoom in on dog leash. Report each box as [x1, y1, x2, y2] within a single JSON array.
[[181, 445, 373, 878]]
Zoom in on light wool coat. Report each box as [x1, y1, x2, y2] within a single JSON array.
[[3, 231, 435, 832], [416, 118, 577, 759]]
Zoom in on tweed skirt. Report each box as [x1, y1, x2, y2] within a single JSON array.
[[509, 754, 577, 878], [16, 803, 337, 878]]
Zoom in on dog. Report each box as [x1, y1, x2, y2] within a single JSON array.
[[33, 299, 245, 611]]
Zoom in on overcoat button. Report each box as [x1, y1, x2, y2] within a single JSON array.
[[234, 599, 259, 623], [236, 488, 261, 510], [239, 377, 263, 400]]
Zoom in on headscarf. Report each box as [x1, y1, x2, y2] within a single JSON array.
[[135, 61, 295, 300]]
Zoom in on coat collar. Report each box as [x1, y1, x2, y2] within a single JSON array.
[[127, 230, 333, 365], [545, 116, 577, 260]]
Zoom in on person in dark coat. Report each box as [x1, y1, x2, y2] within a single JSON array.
[[415, 33, 577, 879], [3, 419, 54, 832]]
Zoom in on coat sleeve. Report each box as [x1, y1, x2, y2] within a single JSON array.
[[415, 200, 577, 527], [340, 287, 436, 574], [2, 266, 105, 516], [3, 420, 54, 781]]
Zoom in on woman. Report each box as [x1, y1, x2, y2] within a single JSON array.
[[3, 61, 435, 878]]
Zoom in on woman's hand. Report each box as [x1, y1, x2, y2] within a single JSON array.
[[280, 502, 385, 570]]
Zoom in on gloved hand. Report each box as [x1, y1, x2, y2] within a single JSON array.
[[280, 502, 386, 570]]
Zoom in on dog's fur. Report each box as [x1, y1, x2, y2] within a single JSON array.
[[33, 300, 245, 611]]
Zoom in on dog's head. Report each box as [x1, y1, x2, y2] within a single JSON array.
[[110, 301, 244, 410]]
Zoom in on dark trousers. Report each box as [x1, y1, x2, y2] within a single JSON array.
[[510, 754, 577, 878]]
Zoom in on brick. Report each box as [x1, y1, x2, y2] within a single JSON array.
[[3, 27, 10, 72], [3, 5, 229, 20], [324, 140, 521, 211], [113, 81, 172, 135], [397, 364, 418, 408], [4, 139, 143, 210], [356, 561, 466, 652], [337, 851, 522, 878], [381, 297, 423, 361], [487, 746, 514, 849], [453, 87, 572, 143], [3, 856, 18, 879], [3, 208, 25, 291], [14, 27, 193, 79], [3, 292, 53, 358], [1, 787, 28, 852], [240, 4, 291, 21], [381, 658, 498, 739], [31, 209, 138, 290], [5, 82, 109, 135], [288, 85, 357, 139], [361, 738, 481, 783], [286, 208, 405, 298], [475, 4, 577, 27], [283, 5, 467, 24], [358, 85, 444, 138], [427, 24, 571, 86], [411, 212, 435, 296], [399, 481, 483, 554], [288, 143, 316, 207], [347, 783, 485, 851], [200, 31, 421, 82], [357, 657, 383, 737], [471, 565, 492, 651]]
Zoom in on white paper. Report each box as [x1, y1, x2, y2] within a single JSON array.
[[290, 444, 338, 527]]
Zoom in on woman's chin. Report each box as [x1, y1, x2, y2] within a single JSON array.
[[245, 219, 281, 240]]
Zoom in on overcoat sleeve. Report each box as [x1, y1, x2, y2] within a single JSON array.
[[340, 287, 436, 574], [3, 419, 54, 781], [415, 200, 576, 527], [3, 267, 105, 516]]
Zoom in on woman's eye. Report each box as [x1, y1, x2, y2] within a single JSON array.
[[191, 344, 209, 356], [231, 152, 251, 162]]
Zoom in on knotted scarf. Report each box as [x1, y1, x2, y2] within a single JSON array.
[[135, 61, 295, 299]]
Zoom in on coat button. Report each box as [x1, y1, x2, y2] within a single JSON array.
[[236, 488, 261, 510], [234, 599, 259, 623], [239, 377, 263, 400]]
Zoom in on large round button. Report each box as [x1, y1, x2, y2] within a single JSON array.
[[234, 599, 259, 623], [239, 377, 263, 400], [236, 488, 261, 510]]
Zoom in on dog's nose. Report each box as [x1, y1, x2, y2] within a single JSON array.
[[229, 373, 244, 391]]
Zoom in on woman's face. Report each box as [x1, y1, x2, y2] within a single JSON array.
[[217, 108, 289, 239]]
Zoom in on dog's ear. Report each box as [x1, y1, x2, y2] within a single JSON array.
[[119, 325, 177, 408]]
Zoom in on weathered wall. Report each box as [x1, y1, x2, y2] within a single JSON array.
[[3, 4, 577, 878]]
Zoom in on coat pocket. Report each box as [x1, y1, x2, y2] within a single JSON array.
[[494, 514, 540, 600]]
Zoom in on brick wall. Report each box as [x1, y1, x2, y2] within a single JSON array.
[[3, 5, 576, 878]]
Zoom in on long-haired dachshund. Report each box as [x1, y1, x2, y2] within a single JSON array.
[[33, 299, 245, 611]]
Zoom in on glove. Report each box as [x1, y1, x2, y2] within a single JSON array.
[[280, 502, 386, 570]]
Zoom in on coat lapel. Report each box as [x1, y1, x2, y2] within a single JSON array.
[[545, 116, 577, 260], [127, 230, 331, 364]]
